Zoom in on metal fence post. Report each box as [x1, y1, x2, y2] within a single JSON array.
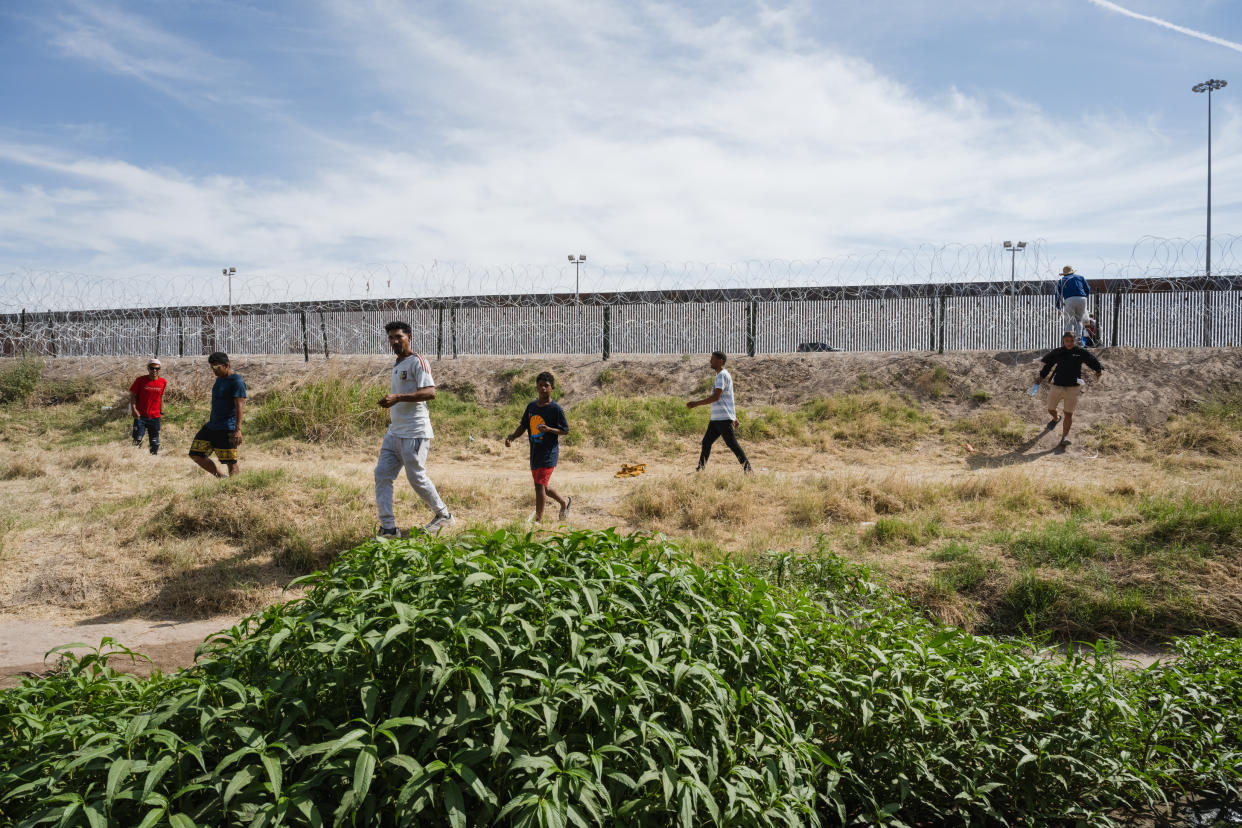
[[451, 306, 458, 359], [319, 311, 330, 358], [937, 290, 946, 355], [48, 318, 57, 357], [602, 305, 611, 360], [1110, 290, 1122, 347], [154, 311, 163, 358], [1203, 287, 1213, 347], [300, 311, 310, 362], [437, 307, 444, 360], [746, 301, 756, 357], [928, 296, 936, 351]]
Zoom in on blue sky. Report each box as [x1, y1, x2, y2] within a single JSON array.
[[2, 0, 1242, 306]]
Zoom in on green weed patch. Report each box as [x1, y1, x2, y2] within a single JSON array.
[[0, 357, 42, 404], [4, 530, 1240, 825]]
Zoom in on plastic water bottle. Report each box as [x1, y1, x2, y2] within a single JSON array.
[[1027, 384, 1040, 397]]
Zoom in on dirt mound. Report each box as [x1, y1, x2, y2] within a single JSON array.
[[39, 347, 1242, 429]]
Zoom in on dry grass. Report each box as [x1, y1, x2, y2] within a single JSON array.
[[0, 456, 47, 480], [2, 358, 1241, 644]]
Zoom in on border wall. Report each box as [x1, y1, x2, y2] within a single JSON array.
[[2, 276, 1240, 358]]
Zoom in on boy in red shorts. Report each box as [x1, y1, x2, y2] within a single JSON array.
[[504, 371, 572, 522]]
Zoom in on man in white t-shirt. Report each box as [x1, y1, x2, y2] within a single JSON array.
[[374, 321, 453, 538], [686, 351, 752, 473]]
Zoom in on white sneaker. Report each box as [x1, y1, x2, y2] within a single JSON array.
[[558, 496, 572, 522], [424, 512, 454, 534]]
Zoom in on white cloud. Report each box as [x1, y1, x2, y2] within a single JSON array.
[[2, 0, 1241, 309]]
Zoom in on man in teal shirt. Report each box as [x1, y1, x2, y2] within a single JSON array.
[[189, 351, 247, 477]]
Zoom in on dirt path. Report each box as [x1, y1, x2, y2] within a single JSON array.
[[0, 615, 238, 688]]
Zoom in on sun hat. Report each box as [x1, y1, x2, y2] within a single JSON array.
[[147, 358, 162, 367], [1061, 266, 1075, 275]]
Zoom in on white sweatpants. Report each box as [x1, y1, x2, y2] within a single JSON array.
[[374, 432, 448, 530], [1061, 296, 1088, 342]]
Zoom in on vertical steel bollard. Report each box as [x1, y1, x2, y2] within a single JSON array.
[[319, 311, 329, 359], [451, 306, 458, 359], [937, 290, 946, 355], [1110, 290, 1122, 347], [300, 311, 310, 362], [154, 312, 163, 358], [1203, 286, 1213, 347], [437, 307, 444, 360], [746, 301, 756, 357], [602, 305, 611, 360]]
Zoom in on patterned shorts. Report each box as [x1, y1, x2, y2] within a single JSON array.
[[189, 425, 239, 463]]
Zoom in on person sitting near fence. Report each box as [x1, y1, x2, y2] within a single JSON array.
[[1082, 315, 1100, 348], [1055, 266, 1091, 345]]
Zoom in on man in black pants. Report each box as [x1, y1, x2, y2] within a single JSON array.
[[1036, 332, 1104, 447], [687, 351, 752, 473]]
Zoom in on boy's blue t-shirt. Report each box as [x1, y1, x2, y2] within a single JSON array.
[[208, 373, 247, 431], [520, 400, 569, 469]]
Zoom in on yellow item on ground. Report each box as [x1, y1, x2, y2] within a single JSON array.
[[615, 463, 646, 478]]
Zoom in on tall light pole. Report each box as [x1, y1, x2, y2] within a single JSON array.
[[1002, 241, 1026, 350], [222, 267, 236, 352], [567, 254, 586, 304], [1192, 79, 1227, 277], [1002, 241, 1027, 294]]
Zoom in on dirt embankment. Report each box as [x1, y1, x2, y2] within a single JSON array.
[[38, 346, 1242, 429]]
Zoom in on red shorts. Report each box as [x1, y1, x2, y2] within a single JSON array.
[[531, 467, 554, 486]]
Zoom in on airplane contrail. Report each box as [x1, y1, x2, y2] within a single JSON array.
[[1087, 0, 1242, 54]]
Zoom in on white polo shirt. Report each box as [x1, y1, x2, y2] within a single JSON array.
[[388, 353, 434, 438]]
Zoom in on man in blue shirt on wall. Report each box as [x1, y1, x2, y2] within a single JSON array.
[[189, 351, 247, 478], [1055, 266, 1092, 346]]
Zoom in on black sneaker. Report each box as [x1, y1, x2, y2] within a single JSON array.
[[1046, 417, 1060, 430], [375, 527, 400, 541], [742, 461, 753, 474]]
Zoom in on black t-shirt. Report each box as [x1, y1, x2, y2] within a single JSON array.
[[1039, 347, 1103, 386], [520, 401, 569, 469]]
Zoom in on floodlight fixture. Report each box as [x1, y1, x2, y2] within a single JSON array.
[[567, 254, 587, 303]]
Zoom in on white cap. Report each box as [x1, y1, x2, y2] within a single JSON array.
[[147, 358, 162, 367]]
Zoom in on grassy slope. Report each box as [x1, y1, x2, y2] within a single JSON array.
[[1, 355, 1240, 642]]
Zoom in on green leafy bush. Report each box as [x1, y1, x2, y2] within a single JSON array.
[[0, 357, 42, 404], [2, 530, 1240, 826]]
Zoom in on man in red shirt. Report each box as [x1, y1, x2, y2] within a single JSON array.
[[129, 358, 167, 455]]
